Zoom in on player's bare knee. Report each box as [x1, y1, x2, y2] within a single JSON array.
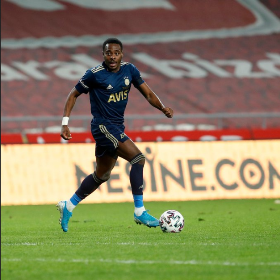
[[138, 158, 145, 165]]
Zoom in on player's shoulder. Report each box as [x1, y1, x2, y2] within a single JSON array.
[[120, 61, 138, 71], [90, 64, 105, 75]]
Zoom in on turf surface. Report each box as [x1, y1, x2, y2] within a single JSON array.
[[1, 199, 280, 280]]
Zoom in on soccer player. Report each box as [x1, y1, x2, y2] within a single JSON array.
[[57, 38, 173, 232]]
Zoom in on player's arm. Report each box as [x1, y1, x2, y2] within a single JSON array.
[[60, 87, 83, 140], [138, 82, 173, 118]]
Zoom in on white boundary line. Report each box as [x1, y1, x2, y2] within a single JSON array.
[[2, 257, 280, 266], [1, 241, 276, 246], [2, 0, 280, 49]]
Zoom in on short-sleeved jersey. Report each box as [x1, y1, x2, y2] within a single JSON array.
[[75, 61, 144, 125]]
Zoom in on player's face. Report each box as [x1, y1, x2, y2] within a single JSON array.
[[103, 43, 123, 72]]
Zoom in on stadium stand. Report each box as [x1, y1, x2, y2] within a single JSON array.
[[1, 0, 280, 140]]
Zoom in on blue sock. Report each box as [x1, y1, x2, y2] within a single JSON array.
[[67, 173, 106, 212], [133, 194, 144, 208], [70, 193, 82, 206], [130, 162, 145, 211]]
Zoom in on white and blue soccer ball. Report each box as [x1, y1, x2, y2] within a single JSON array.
[[159, 210, 184, 233]]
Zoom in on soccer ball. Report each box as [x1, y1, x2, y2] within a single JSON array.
[[159, 210, 184, 233]]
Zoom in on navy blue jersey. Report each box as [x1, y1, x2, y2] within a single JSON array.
[[75, 61, 144, 125]]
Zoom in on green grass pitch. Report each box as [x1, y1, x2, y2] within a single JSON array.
[[1, 199, 280, 280]]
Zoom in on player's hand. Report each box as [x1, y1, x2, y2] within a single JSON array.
[[60, 125, 72, 140], [162, 107, 173, 118]]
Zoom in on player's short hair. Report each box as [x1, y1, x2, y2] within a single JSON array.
[[102, 38, 123, 51]]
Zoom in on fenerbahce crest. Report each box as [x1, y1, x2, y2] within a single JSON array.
[[124, 77, 130, 86]]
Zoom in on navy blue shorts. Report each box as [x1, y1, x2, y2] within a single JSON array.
[[91, 118, 130, 157]]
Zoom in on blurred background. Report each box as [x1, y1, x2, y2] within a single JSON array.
[[2, 0, 280, 206], [1, 0, 280, 143]]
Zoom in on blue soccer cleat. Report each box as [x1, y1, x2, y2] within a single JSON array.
[[56, 201, 72, 232], [134, 210, 159, 228]]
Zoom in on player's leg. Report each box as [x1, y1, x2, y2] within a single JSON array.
[[116, 139, 159, 228], [117, 139, 145, 214], [57, 151, 117, 232], [69, 153, 117, 208]]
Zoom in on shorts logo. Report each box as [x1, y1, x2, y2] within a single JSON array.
[[120, 133, 126, 139]]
